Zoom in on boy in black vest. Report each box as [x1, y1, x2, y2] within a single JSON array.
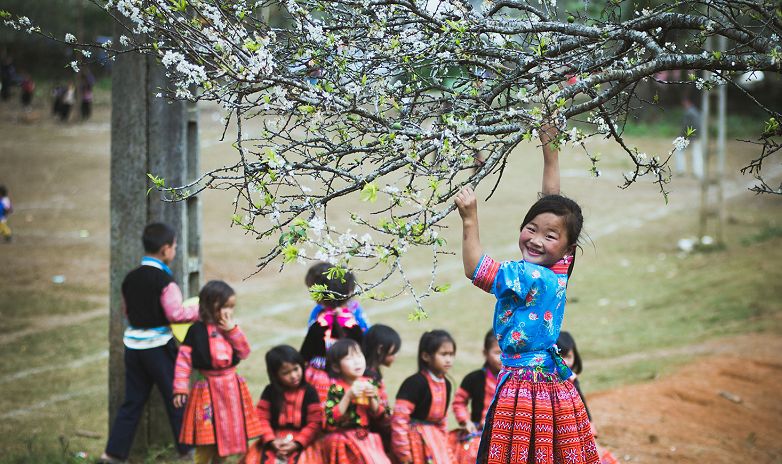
[[99, 223, 199, 464]]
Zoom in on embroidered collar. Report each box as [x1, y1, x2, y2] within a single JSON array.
[[425, 369, 445, 383], [142, 256, 172, 275], [546, 255, 572, 275]]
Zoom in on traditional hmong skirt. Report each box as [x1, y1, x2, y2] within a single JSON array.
[[448, 427, 481, 464], [404, 421, 454, 464], [476, 369, 599, 464], [305, 362, 331, 406], [180, 368, 263, 457], [323, 429, 391, 464], [239, 429, 325, 464]]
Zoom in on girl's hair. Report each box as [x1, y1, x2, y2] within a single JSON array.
[[198, 280, 235, 322], [556, 331, 582, 374], [265, 345, 307, 425], [326, 338, 362, 377], [521, 194, 584, 278], [483, 329, 498, 351], [142, 222, 177, 254], [305, 261, 331, 289], [417, 329, 456, 372], [320, 266, 356, 308], [362, 324, 401, 375]]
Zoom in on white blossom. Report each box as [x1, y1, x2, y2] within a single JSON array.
[[673, 137, 690, 151], [65, 33, 76, 43]]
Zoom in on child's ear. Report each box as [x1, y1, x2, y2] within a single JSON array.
[[377, 345, 384, 356], [421, 352, 431, 365], [566, 243, 577, 256]]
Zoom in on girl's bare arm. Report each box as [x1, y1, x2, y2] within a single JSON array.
[[540, 122, 560, 196], [455, 187, 484, 280]]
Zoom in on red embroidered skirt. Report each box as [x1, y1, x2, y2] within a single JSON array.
[[403, 422, 454, 464], [449, 428, 481, 464], [323, 429, 391, 464], [477, 370, 599, 464], [239, 429, 325, 464], [305, 365, 331, 407], [180, 373, 263, 457]]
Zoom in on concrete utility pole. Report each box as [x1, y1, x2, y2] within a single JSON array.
[[108, 19, 202, 454]]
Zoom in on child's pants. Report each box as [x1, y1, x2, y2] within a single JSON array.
[[104, 339, 192, 459], [195, 445, 224, 464], [0, 221, 10, 238]]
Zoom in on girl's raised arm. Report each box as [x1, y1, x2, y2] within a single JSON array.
[[455, 187, 484, 280], [540, 121, 560, 196]]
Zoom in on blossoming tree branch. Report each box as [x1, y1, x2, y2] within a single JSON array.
[[4, 0, 780, 311]]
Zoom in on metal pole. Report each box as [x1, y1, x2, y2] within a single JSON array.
[[698, 38, 711, 240]]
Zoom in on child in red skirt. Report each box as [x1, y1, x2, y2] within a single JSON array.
[[173, 280, 262, 464], [391, 330, 456, 464], [322, 339, 391, 464], [454, 122, 599, 464], [240, 345, 324, 464], [449, 329, 501, 464]]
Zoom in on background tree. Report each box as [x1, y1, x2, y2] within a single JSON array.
[[3, 0, 780, 312]]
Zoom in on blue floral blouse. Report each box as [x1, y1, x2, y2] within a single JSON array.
[[472, 254, 573, 380]]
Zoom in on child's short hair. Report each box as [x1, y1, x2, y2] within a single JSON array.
[[320, 266, 355, 308], [362, 324, 401, 373], [265, 345, 306, 386], [326, 338, 362, 377], [483, 329, 497, 351], [305, 261, 331, 288], [417, 329, 456, 372], [142, 222, 177, 254], [198, 280, 235, 322], [0, 185, 7, 197], [556, 331, 582, 374]]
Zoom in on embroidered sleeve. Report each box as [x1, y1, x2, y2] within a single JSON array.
[[294, 402, 322, 448], [452, 387, 471, 425], [472, 254, 501, 293], [255, 397, 277, 445], [161, 283, 199, 323], [324, 383, 347, 427], [349, 300, 371, 333], [391, 398, 415, 463], [223, 325, 251, 359], [172, 345, 192, 395]]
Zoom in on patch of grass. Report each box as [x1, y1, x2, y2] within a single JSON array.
[[741, 221, 782, 246], [581, 354, 694, 393], [0, 435, 87, 464], [0, 286, 102, 321]]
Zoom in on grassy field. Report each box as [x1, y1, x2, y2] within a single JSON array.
[[1, 90, 781, 463]]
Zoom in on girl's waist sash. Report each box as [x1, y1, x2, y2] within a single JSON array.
[[197, 366, 237, 379], [500, 346, 572, 382]]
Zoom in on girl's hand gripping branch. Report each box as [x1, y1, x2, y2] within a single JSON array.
[[455, 187, 484, 280]]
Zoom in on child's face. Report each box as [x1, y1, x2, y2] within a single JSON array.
[[484, 341, 503, 374], [518, 213, 575, 267], [277, 361, 303, 390], [425, 341, 455, 377], [381, 345, 397, 367], [160, 238, 177, 265], [562, 349, 575, 369], [337, 347, 366, 383], [216, 295, 235, 321]]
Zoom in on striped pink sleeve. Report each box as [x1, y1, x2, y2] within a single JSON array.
[[223, 326, 251, 359], [173, 345, 192, 395], [472, 254, 500, 293], [391, 399, 415, 463], [452, 387, 471, 425], [160, 282, 199, 323]]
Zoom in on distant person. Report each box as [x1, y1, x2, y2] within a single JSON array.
[[20, 74, 34, 111], [59, 81, 75, 121], [97, 222, 199, 464], [81, 71, 94, 120], [0, 185, 13, 243], [306, 261, 370, 332], [675, 99, 704, 179], [0, 51, 13, 101], [52, 79, 65, 117]]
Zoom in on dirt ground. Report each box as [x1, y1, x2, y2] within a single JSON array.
[[1, 89, 781, 463]]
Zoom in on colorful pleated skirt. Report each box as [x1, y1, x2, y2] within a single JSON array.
[[180, 369, 263, 457], [402, 422, 454, 464], [449, 427, 481, 464], [239, 429, 325, 464], [323, 429, 391, 464], [476, 369, 599, 464]]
